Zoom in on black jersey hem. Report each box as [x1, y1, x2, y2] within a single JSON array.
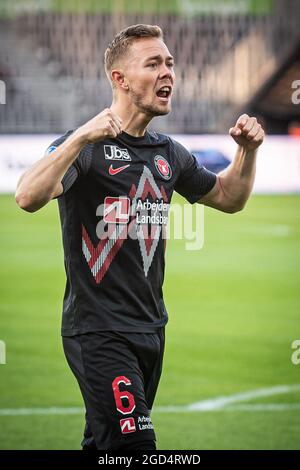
[[61, 322, 167, 337]]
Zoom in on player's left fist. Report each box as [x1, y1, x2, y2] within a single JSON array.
[[229, 114, 265, 150]]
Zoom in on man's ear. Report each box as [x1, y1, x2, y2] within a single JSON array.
[[111, 69, 129, 90]]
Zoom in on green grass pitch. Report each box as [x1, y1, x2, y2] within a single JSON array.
[[0, 193, 299, 449]]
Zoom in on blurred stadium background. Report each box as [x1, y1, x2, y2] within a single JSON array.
[[0, 0, 300, 450]]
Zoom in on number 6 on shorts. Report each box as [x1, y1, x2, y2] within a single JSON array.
[[112, 375, 136, 415]]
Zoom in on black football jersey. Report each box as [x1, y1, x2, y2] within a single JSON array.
[[45, 130, 217, 336]]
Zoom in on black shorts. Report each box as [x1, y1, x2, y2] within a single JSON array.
[[62, 328, 165, 450]]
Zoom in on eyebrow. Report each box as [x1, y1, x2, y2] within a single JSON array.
[[145, 55, 174, 62]]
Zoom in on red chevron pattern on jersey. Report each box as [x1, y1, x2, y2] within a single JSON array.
[[134, 166, 169, 277], [82, 166, 169, 284]]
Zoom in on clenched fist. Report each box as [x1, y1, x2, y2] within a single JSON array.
[[229, 114, 265, 150], [77, 108, 123, 144]]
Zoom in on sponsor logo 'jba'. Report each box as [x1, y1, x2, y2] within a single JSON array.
[[104, 145, 131, 161]]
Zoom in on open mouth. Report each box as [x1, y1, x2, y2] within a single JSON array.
[[156, 86, 172, 100]]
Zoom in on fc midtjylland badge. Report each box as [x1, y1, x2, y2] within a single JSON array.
[[154, 155, 172, 180]]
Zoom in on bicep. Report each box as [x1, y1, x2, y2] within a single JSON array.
[[51, 181, 64, 199], [197, 175, 237, 213], [44, 130, 79, 200], [51, 163, 80, 199], [197, 176, 224, 210]]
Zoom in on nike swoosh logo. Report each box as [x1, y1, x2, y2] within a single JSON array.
[[108, 164, 130, 175]]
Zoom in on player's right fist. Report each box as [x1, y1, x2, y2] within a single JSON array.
[[76, 108, 123, 143]]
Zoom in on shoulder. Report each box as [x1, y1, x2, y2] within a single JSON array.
[[147, 132, 191, 161], [166, 137, 193, 172], [147, 130, 169, 145], [45, 129, 74, 154], [165, 136, 191, 158]]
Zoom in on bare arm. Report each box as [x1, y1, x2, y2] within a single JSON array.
[[15, 130, 86, 212], [198, 114, 264, 213], [15, 108, 122, 212]]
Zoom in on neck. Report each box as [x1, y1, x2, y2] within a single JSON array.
[[110, 97, 152, 138]]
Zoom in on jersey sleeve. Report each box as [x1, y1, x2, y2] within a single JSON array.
[[172, 139, 217, 204], [44, 130, 93, 196]]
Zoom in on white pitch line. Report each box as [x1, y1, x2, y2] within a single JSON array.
[[0, 407, 84, 416], [154, 384, 300, 413], [245, 224, 292, 237], [0, 384, 300, 416], [223, 404, 300, 411]]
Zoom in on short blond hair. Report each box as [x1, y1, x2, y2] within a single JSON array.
[[104, 24, 163, 87]]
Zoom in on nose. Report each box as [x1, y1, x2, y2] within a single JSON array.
[[159, 64, 174, 81]]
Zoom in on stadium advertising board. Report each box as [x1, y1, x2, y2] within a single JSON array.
[[0, 134, 299, 194]]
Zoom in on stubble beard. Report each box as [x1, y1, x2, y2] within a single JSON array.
[[130, 88, 170, 117]]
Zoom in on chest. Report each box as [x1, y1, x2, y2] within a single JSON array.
[[89, 142, 176, 201]]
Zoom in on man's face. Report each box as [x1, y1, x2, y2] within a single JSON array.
[[120, 37, 175, 117]]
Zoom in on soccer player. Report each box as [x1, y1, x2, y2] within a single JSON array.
[[15, 24, 264, 450]]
